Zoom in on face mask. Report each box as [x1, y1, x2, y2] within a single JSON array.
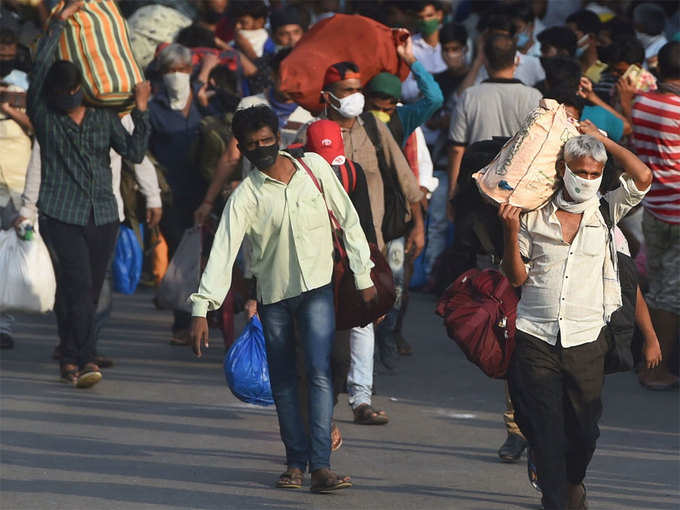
[[163, 72, 191, 110], [443, 49, 465, 69], [575, 34, 590, 58], [635, 31, 657, 49], [417, 18, 440, 37], [243, 143, 279, 171], [563, 164, 602, 203], [327, 91, 365, 119], [370, 110, 391, 124], [50, 88, 84, 113], [516, 31, 530, 48]]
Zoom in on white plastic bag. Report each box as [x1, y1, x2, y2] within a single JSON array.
[[0, 229, 56, 313], [155, 227, 201, 313]]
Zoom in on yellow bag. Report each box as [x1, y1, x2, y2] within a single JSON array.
[[50, 0, 144, 110]]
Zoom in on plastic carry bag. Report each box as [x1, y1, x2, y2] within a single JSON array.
[[224, 316, 274, 406], [113, 225, 144, 295], [0, 229, 56, 313], [155, 227, 201, 312]]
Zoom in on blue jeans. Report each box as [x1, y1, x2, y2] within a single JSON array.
[[259, 284, 335, 472], [425, 170, 449, 278]]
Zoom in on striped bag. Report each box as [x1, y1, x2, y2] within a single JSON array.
[[50, 0, 144, 109]]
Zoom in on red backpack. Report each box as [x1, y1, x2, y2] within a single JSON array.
[[435, 269, 520, 379]]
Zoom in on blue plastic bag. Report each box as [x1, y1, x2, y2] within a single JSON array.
[[112, 225, 144, 295], [224, 316, 274, 406]]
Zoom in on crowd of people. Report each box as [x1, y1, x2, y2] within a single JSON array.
[[0, 0, 678, 507]]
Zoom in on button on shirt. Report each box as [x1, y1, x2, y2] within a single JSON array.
[[516, 175, 649, 347], [190, 151, 374, 316]]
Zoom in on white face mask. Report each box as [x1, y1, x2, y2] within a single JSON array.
[[327, 91, 365, 118], [163, 72, 191, 110], [563, 164, 602, 203], [635, 31, 658, 49]]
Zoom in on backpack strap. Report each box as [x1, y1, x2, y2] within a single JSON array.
[[599, 197, 613, 230], [360, 112, 388, 176], [387, 113, 405, 148]]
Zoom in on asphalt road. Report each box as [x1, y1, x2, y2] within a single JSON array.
[[1, 289, 678, 510]]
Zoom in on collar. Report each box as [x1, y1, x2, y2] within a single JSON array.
[[412, 33, 440, 51], [481, 77, 523, 84], [251, 151, 301, 187], [546, 195, 603, 227]]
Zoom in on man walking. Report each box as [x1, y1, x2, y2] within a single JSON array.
[[190, 105, 375, 492], [500, 126, 652, 510]]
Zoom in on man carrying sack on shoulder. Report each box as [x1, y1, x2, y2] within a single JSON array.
[[499, 122, 652, 510]]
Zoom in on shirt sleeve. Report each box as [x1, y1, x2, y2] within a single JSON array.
[[27, 20, 66, 120], [376, 120, 424, 205], [189, 188, 251, 316], [448, 90, 469, 145], [415, 128, 437, 192], [604, 174, 650, 225], [517, 214, 532, 261], [121, 115, 162, 208], [109, 108, 151, 164], [309, 154, 374, 291], [395, 61, 444, 140], [19, 140, 42, 221]]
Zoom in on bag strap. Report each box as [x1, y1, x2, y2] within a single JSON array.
[[599, 198, 613, 230], [296, 157, 346, 257]]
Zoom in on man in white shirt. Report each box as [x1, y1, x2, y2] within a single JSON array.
[[499, 123, 652, 510]]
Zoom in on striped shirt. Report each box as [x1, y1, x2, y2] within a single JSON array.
[[27, 20, 150, 226], [631, 90, 680, 224]]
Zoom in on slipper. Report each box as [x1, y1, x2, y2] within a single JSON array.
[[60, 364, 78, 385], [76, 363, 102, 389], [310, 469, 352, 494], [353, 404, 389, 425], [276, 469, 303, 489]]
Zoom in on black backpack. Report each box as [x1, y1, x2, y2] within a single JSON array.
[[360, 112, 411, 243], [600, 199, 638, 374]]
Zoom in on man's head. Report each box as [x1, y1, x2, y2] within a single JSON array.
[[559, 135, 607, 200], [478, 11, 515, 38], [544, 87, 585, 121], [199, 0, 228, 26], [484, 33, 517, 75], [537, 26, 577, 58], [44, 60, 83, 113], [306, 119, 346, 166], [658, 41, 680, 82], [321, 61, 364, 119], [176, 24, 218, 48], [364, 72, 401, 119], [232, 1, 268, 30], [439, 22, 468, 72], [607, 37, 645, 78], [208, 64, 239, 110], [508, 1, 535, 51], [0, 28, 18, 78], [414, 1, 444, 38], [270, 6, 305, 48], [541, 56, 581, 92], [232, 105, 280, 170], [633, 3, 666, 38], [566, 9, 601, 57], [157, 43, 193, 75]]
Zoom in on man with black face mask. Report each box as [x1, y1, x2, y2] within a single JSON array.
[[27, 0, 151, 388], [189, 104, 375, 493]]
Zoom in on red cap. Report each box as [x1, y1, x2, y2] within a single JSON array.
[[322, 62, 361, 88], [305, 120, 346, 166]]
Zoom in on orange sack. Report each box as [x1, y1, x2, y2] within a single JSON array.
[[278, 14, 411, 115]]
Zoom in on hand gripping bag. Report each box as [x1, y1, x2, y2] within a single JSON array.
[[112, 224, 144, 295], [278, 14, 411, 115], [436, 269, 519, 379], [0, 230, 56, 313], [472, 99, 580, 211], [50, 0, 145, 110], [155, 227, 201, 313], [224, 316, 274, 406]]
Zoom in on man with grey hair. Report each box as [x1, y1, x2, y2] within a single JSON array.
[[498, 120, 652, 510], [148, 43, 221, 345]]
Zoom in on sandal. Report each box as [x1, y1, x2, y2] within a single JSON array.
[[60, 364, 78, 385], [76, 363, 102, 389], [331, 423, 342, 451], [275, 468, 304, 489], [310, 469, 352, 493], [353, 404, 389, 425]]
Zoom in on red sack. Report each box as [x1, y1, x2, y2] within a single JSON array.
[[435, 269, 519, 379], [279, 14, 411, 114]]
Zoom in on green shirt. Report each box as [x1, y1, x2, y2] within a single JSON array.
[[27, 20, 151, 226], [190, 151, 374, 315]]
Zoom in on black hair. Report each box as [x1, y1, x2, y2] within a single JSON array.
[[478, 9, 516, 37], [541, 56, 582, 92], [269, 6, 305, 32], [271, 47, 293, 76], [537, 26, 577, 56], [176, 24, 217, 48], [439, 22, 468, 46], [610, 37, 645, 66], [0, 27, 18, 45], [230, 1, 268, 20], [209, 65, 238, 94], [415, 1, 443, 14], [566, 9, 602, 35], [44, 60, 82, 97], [658, 41, 680, 81], [603, 17, 635, 42], [484, 33, 517, 73], [232, 105, 279, 143], [544, 87, 585, 114], [507, 0, 534, 24]]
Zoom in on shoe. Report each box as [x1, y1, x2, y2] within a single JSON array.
[[567, 483, 588, 510], [0, 333, 14, 349], [527, 446, 541, 492], [95, 355, 114, 369], [638, 370, 679, 391], [498, 433, 528, 463], [76, 363, 102, 388]]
